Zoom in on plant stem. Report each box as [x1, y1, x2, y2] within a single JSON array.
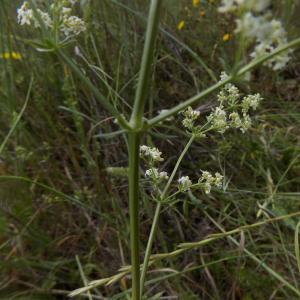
[[128, 2, 162, 298], [128, 132, 141, 300], [130, 0, 162, 129], [140, 135, 195, 296]]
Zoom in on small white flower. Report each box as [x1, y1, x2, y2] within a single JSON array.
[[178, 176, 192, 191], [218, 0, 239, 13], [240, 114, 252, 133], [214, 172, 223, 188], [33, 9, 52, 28], [145, 168, 169, 181], [145, 168, 159, 178], [61, 15, 86, 37], [17, 1, 33, 26], [229, 112, 243, 128], [235, 12, 263, 39], [199, 171, 223, 194], [182, 106, 200, 130], [220, 71, 229, 82], [62, 7, 72, 16], [219, 0, 271, 14], [242, 94, 262, 114], [159, 171, 169, 180], [140, 145, 164, 162], [207, 106, 228, 133], [183, 106, 200, 119]]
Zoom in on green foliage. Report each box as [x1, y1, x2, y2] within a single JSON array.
[[1, 0, 300, 299]]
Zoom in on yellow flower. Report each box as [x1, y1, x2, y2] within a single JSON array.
[[177, 20, 185, 30], [0, 51, 22, 60], [11, 52, 22, 60], [192, 0, 200, 7], [223, 33, 231, 42]]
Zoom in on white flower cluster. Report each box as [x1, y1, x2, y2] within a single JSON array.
[[182, 106, 200, 131], [178, 176, 193, 192], [145, 168, 169, 181], [140, 145, 168, 184], [219, 0, 271, 14], [219, 0, 291, 70], [17, 1, 86, 38], [181, 106, 207, 137], [140, 145, 164, 162], [17, 2, 52, 28], [178, 170, 223, 194], [60, 6, 86, 37], [207, 72, 262, 134], [198, 171, 223, 194]]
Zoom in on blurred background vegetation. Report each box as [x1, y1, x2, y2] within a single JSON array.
[[1, 0, 300, 299]]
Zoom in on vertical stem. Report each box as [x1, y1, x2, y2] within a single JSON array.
[[128, 2, 162, 299], [128, 132, 141, 300], [140, 135, 195, 296], [130, 0, 162, 128]]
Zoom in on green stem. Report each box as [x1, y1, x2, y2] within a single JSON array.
[[128, 132, 141, 300], [130, 0, 162, 129], [127, 1, 162, 299], [140, 135, 195, 296], [139, 201, 161, 298]]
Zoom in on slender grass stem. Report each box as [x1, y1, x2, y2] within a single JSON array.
[[130, 0, 162, 129], [128, 132, 141, 300], [140, 135, 195, 296], [127, 2, 162, 299], [57, 49, 131, 130]]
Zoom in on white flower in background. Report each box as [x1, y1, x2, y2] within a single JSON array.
[[240, 114, 252, 133], [214, 172, 224, 188], [229, 112, 242, 128], [145, 168, 169, 181], [199, 171, 223, 194], [178, 176, 192, 191], [62, 7, 72, 16], [220, 71, 229, 82], [235, 12, 263, 39], [61, 15, 86, 37], [242, 94, 262, 114], [17, 1, 33, 25], [218, 0, 239, 13], [159, 171, 169, 180], [219, 0, 291, 70], [219, 0, 271, 13], [17, 1, 86, 38], [250, 41, 292, 70], [140, 145, 164, 162], [33, 9, 53, 28]]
